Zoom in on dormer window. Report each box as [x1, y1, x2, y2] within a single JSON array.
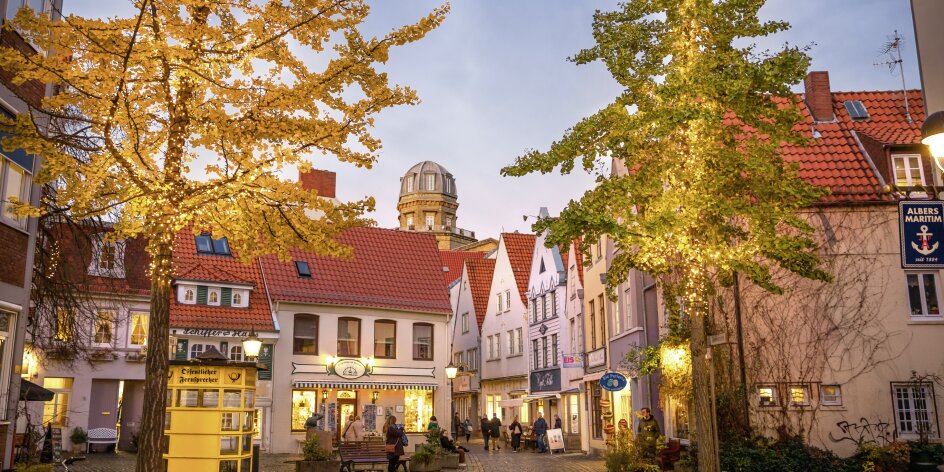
[[425, 173, 435, 190], [893, 154, 926, 188], [232, 292, 242, 305], [88, 238, 125, 278], [406, 175, 415, 193], [444, 177, 452, 193], [208, 290, 219, 305], [195, 234, 231, 256], [184, 289, 194, 302]]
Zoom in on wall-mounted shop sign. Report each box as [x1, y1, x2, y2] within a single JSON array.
[[562, 353, 584, 368], [599, 372, 628, 392], [587, 348, 606, 368], [530, 369, 561, 393], [180, 328, 252, 338], [332, 359, 368, 379], [900, 201, 944, 268]]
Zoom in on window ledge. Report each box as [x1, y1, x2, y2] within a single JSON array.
[[0, 218, 29, 235], [507, 353, 523, 359], [818, 405, 846, 411], [486, 358, 500, 363], [908, 319, 944, 325]]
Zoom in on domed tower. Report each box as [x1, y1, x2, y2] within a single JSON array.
[[397, 161, 477, 249]]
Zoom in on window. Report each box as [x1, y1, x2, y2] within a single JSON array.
[[232, 291, 244, 306], [444, 177, 451, 193], [516, 328, 523, 355], [596, 240, 603, 259], [413, 323, 433, 360], [893, 154, 926, 187], [551, 334, 558, 366], [88, 239, 125, 278], [195, 235, 231, 256], [406, 215, 414, 227], [337, 317, 361, 357], [445, 216, 452, 227], [291, 390, 318, 431], [589, 299, 597, 350], [295, 261, 311, 278], [540, 295, 546, 320], [497, 294, 503, 313], [531, 300, 538, 323], [99, 242, 116, 271], [821, 385, 842, 406], [293, 314, 318, 355], [94, 311, 114, 345], [453, 351, 463, 367], [487, 336, 495, 360], [374, 320, 396, 359], [425, 173, 435, 190], [533, 340, 540, 369], [208, 289, 220, 305], [190, 343, 204, 359], [461, 312, 469, 334], [184, 289, 194, 302], [1, 157, 30, 230], [406, 176, 414, 193], [229, 346, 243, 361], [907, 273, 941, 318], [54, 308, 73, 341], [893, 382, 937, 438], [6, 0, 52, 19], [758, 385, 778, 407], [789, 385, 810, 406], [590, 382, 603, 439], [504, 291, 511, 311], [129, 313, 148, 346], [467, 348, 478, 370], [844, 100, 869, 120], [542, 337, 549, 368], [404, 389, 433, 433], [550, 291, 557, 317], [42, 377, 72, 427], [425, 214, 434, 227]]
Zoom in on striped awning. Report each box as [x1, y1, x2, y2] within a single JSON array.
[[293, 380, 437, 390]]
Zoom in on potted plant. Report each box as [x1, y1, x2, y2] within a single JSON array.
[[69, 427, 88, 454], [410, 442, 442, 472], [295, 436, 340, 472]]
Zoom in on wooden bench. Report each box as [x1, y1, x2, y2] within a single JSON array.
[[86, 428, 118, 453], [339, 439, 409, 471]]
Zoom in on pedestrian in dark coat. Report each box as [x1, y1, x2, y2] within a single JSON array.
[[464, 417, 472, 443], [489, 413, 502, 450], [553, 413, 562, 430], [385, 415, 404, 472], [453, 412, 462, 441], [533, 412, 548, 453], [480, 416, 491, 451], [637, 408, 662, 458], [509, 416, 523, 452]]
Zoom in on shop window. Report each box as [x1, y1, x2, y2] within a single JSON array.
[[403, 390, 433, 433], [821, 385, 842, 406], [129, 313, 148, 346], [337, 317, 361, 357], [292, 390, 318, 431], [93, 311, 114, 345], [590, 382, 603, 439], [42, 377, 72, 426], [893, 382, 938, 439], [374, 320, 396, 359], [293, 314, 318, 355], [413, 323, 433, 360], [568, 395, 579, 434]]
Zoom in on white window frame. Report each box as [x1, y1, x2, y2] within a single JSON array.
[[406, 215, 414, 227], [516, 327, 523, 355], [229, 345, 243, 361], [461, 312, 469, 334], [190, 343, 204, 360], [892, 382, 938, 439], [467, 347, 478, 370], [425, 173, 435, 190], [820, 385, 842, 406], [892, 154, 926, 187], [128, 312, 148, 347], [406, 175, 414, 193], [504, 290, 511, 312], [179, 285, 197, 304], [92, 311, 115, 347], [87, 238, 126, 278], [207, 287, 221, 306], [757, 385, 778, 407], [231, 290, 246, 307], [507, 330, 514, 356], [906, 272, 943, 319], [0, 157, 31, 231], [425, 214, 434, 228], [789, 385, 810, 406], [497, 294, 503, 313]]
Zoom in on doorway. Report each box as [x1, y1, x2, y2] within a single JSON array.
[[336, 390, 358, 440]]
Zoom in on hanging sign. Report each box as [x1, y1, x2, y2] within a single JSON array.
[[562, 353, 584, 368], [599, 372, 628, 392], [900, 201, 944, 268]]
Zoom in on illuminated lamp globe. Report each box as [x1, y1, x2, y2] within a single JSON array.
[[922, 111, 944, 169], [445, 362, 458, 380], [242, 328, 262, 360]]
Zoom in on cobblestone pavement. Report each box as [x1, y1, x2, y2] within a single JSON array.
[[63, 438, 605, 471]]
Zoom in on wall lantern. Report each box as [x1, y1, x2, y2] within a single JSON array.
[[922, 110, 944, 167], [241, 328, 262, 360], [372, 391, 379, 404]]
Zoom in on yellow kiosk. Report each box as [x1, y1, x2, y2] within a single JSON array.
[[164, 345, 263, 472]]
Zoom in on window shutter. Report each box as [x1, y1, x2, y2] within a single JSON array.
[[196, 286, 208, 304], [221, 287, 232, 306], [175, 339, 189, 360], [258, 343, 273, 380]]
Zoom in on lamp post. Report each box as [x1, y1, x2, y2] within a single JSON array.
[[445, 362, 458, 439], [241, 328, 262, 360], [923, 111, 944, 166]]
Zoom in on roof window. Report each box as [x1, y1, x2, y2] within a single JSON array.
[[843, 100, 869, 120], [195, 234, 231, 256], [295, 261, 312, 278]]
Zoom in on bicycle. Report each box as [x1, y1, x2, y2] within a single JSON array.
[[56, 456, 85, 471]]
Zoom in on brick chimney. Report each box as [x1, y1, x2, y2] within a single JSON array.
[[804, 71, 834, 122], [299, 169, 336, 198]]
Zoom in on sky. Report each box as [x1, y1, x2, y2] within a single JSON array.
[[64, 0, 922, 239]]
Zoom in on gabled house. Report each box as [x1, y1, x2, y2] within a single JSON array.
[[561, 239, 586, 446], [479, 232, 535, 424]]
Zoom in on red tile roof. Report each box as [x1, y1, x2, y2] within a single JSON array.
[[261, 227, 452, 314], [171, 229, 274, 331], [464, 258, 496, 331], [501, 233, 536, 305], [780, 89, 924, 204], [440, 250, 486, 286], [48, 222, 151, 297]]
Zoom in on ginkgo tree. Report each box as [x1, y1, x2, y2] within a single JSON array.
[[502, 1, 829, 470], [0, 1, 447, 469]]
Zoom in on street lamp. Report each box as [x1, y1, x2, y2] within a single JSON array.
[[445, 362, 458, 439], [241, 328, 262, 360], [923, 110, 944, 166]]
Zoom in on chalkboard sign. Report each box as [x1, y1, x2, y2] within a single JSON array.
[[41, 425, 62, 463], [51, 427, 62, 461]]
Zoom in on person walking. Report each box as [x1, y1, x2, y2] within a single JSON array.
[[428, 415, 440, 432], [480, 416, 491, 451], [342, 414, 365, 441], [384, 415, 404, 472], [463, 417, 473, 443], [637, 407, 662, 459], [533, 412, 548, 453], [453, 412, 461, 442], [553, 413, 562, 430], [489, 413, 502, 451], [508, 416, 523, 452]]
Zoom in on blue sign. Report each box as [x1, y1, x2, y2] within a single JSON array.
[[600, 372, 628, 392], [900, 201, 944, 268]]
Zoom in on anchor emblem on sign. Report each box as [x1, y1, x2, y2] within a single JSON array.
[[912, 225, 940, 256]]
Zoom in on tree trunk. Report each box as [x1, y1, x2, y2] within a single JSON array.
[[136, 235, 173, 472], [690, 291, 719, 472]]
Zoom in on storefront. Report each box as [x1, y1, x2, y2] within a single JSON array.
[[482, 377, 527, 423], [452, 374, 479, 429]]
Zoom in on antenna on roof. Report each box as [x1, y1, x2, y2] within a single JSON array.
[[875, 30, 913, 123]]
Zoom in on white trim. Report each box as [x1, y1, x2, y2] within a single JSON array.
[[0, 300, 22, 312], [173, 279, 254, 290]]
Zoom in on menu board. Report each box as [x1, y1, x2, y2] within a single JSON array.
[[326, 403, 337, 432], [362, 405, 377, 431]]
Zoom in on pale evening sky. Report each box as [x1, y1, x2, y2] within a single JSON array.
[[64, 1, 921, 239]]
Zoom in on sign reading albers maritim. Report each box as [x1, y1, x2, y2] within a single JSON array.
[[899, 201, 944, 269]]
